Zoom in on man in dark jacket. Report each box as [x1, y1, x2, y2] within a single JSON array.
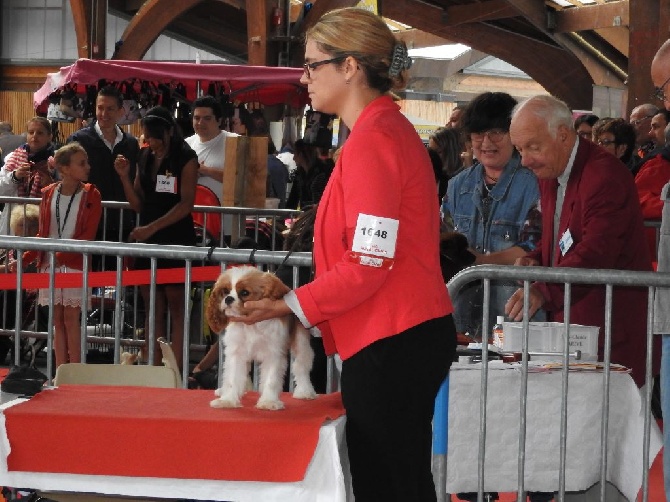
[[67, 86, 140, 270]]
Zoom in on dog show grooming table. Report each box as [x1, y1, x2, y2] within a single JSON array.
[[0, 385, 349, 501], [445, 362, 662, 500]]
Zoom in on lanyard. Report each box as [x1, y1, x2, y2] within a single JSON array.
[[55, 183, 80, 239]]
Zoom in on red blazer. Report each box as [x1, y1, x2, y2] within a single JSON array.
[[636, 150, 670, 219], [528, 139, 655, 386], [24, 182, 102, 270], [295, 96, 452, 359]]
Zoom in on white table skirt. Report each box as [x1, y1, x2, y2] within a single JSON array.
[[445, 362, 662, 501]]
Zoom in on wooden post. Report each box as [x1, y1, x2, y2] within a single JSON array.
[[222, 135, 269, 242]]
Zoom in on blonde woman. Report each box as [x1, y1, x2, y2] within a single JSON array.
[[228, 8, 456, 501]]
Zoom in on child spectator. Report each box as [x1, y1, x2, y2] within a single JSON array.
[[0, 205, 40, 363], [21, 143, 102, 367], [1, 204, 40, 270]]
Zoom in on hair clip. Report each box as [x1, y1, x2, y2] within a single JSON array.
[[389, 43, 412, 78]]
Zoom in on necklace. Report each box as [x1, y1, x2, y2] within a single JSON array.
[[56, 183, 81, 239], [484, 171, 499, 183], [482, 171, 497, 195]]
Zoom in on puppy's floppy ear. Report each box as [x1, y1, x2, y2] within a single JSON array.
[[264, 272, 291, 300], [206, 277, 229, 333]]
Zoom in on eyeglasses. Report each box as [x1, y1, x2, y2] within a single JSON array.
[[596, 138, 617, 146], [303, 56, 347, 79], [577, 131, 592, 139], [653, 74, 670, 102], [470, 129, 507, 143], [630, 115, 656, 126]]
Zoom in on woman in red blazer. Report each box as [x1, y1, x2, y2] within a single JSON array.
[[229, 8, 456, 502]]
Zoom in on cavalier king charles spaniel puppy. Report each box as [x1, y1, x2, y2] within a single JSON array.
[[205, 265, 317, 410]]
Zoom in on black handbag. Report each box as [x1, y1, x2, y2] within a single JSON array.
[[1, 364, 47, 396]]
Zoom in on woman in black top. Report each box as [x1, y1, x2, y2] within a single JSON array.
[[285, 139, 333, 210], [114, 106, 198, 372]]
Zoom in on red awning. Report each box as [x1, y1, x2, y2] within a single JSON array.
[[34, 58, 308, 109]]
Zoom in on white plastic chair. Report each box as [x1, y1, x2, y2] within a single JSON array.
[[53, 362, 179, 388]]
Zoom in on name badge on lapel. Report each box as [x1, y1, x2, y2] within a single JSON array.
[[156, 172, 177, 194], [559, 228, 573, 256]]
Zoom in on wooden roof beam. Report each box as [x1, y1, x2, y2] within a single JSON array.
[[297, 0, 359, 35], [442, 0, 518, 26], [394, 29, 452, 50], [246, 0, 270, 66], [69, 0, 91, 59], [552, 1, 629, 32], [113, 0, 205, 60], [382, 0, 595, 109]]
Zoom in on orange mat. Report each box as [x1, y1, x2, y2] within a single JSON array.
[[4, 385, 345, 482]]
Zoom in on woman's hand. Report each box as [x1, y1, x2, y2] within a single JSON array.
[[114, 155, 131, 178], [13, 162, 31, 181], [227, 298, 292, 324], [129, 224, 156, 242]]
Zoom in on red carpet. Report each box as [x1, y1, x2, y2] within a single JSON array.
[[5, 385, 345, 482]]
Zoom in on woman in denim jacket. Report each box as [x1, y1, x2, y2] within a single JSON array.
[[443, 92, 542, 341]]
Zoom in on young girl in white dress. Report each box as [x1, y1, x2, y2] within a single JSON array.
[[21, 142, 102, 367]]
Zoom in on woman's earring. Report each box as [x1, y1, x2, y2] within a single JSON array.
[[345, 79, 351, 85]]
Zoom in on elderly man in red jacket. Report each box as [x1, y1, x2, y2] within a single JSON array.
[[505, 95, 654, 388]]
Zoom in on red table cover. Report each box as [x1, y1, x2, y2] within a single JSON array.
[[4, 385, 345, 482]]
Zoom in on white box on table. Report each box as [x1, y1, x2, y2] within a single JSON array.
[[502, 321, 599, 361]]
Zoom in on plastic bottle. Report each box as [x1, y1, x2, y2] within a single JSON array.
[[492, 316, 505, 349]]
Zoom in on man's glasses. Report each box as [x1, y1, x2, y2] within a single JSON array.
[[577, 131, 592, 139], [303, 56, 347, 79], [630, 115, 656, 126], [470, 129, 507, 144], [596, 138, 617, 146], [653, 74, 670, 102]]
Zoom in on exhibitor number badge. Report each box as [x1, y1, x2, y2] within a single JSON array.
[[352, 213, 399, 258]]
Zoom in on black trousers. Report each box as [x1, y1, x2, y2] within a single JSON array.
[[341, 315, 457, 502]]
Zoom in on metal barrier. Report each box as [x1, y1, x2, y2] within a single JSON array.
[[433, 264, 670, 502], [0, 196, 302, 353], [0, 196, 301, 250], [0, 233, 312, 386]]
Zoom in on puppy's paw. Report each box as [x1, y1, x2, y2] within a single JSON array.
[[256, 398, 285, 411], [210, 397, 242, 408], [292, 384, 317, 400]]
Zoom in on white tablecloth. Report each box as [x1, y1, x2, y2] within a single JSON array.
[[0, 394, 351, 502], [446, 362, 662, 501]]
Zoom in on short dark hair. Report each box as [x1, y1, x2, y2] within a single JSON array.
[[460, 92, 518, 134], [592, 118, 636, 164], [573, 114, 599, 130], [97, 86, 123, 109], [654, 109, 670, 124], [192, 95, 223, 120]]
